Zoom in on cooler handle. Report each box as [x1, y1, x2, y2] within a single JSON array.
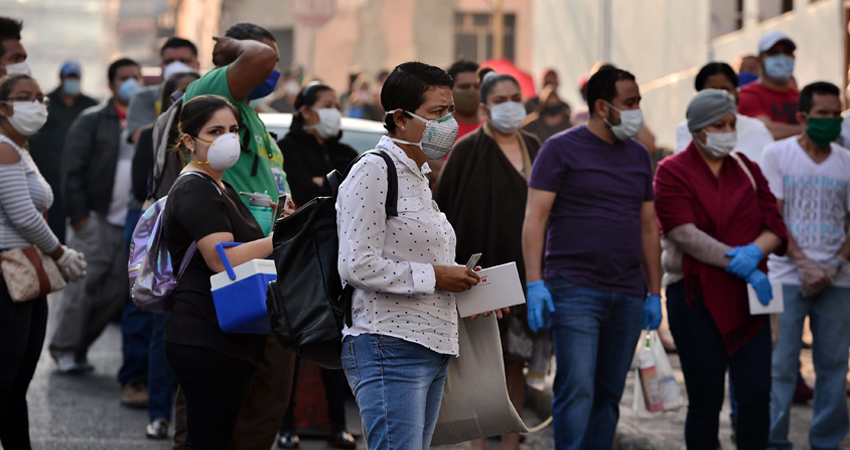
[[215, 242, 242, 281]]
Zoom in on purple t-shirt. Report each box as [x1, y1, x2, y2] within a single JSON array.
[[529, 125, 653, 295]]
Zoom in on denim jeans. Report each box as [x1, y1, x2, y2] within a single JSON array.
[[667, 281, 771, 450], [543, 278, 643, 450], [769, 285, 850, 450], [118, 209, 150, 386], [341, 334, 450, 450], [149, 312, 176, 421]]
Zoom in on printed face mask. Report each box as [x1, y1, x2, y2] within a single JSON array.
[[386, 110, 459, 160], [489, 101, 527, 133], [697, 131, 737, 158], [191, 133, 241, 171], [604, 102, 643, 141], [2, 100, 48, 136], [307, 108, 342, 139]]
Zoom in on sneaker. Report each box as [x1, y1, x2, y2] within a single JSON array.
[[277, 431, 299, 448], [121, 382, 148, 409], [328, 430, 356, 449], [55, 353, 85, 374], [146, 418, 169, 440]]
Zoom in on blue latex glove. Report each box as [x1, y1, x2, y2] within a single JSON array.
[[527, 281, 555, 332], [643, 293, 662, 330], [745, 270, 773, 306], [725, 243, 764, 278]]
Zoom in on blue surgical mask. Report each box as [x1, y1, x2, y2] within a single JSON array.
[[118, 78, 141, 103], [62, 79, 81, 97], [763, 55, 794, 83], [247, 70, 281, 101], [738, 71, 758, 87]]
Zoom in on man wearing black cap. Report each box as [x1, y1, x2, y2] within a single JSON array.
[[28, 60, 97, 244], [738, 31, 805, 140]]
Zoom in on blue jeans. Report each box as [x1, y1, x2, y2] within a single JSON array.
[[667, 281, 771, 450], [149, 312, 176, 421], [118, 209, 149, 386], [544, 278, 644, 450], [769, 285, 850, 450], [341, 334, 450, 450]]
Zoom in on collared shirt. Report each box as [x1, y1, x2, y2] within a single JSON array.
[[337, 136, 459, 356]]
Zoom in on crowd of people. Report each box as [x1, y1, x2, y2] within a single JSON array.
[[1, 11, 850, 450]]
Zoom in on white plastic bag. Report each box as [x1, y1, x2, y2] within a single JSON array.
[[632, 330, 684, 414]]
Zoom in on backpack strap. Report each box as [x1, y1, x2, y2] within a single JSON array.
[[329, 150, 400, 328]]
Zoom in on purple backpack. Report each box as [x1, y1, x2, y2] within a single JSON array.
[[128, 172, 217, 312]]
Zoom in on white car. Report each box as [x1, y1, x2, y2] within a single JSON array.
[[260, 113, 387, 154]]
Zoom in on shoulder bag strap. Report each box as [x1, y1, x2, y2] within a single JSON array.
[[328, 150, 399, 217], [729, 152, 756, 192]]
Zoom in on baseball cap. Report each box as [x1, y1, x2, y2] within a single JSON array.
[[60, 60, 82, 77], [758, 31, 796, 54]]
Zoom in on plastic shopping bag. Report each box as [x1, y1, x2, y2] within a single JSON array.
[[632, 330, 684, 415]]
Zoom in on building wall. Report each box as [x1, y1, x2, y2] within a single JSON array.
[[206, 0, 533, 95], [533, 0, 846, 149], [2, 0, 118, 99]]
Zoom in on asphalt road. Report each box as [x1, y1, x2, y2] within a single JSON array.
[[17, 296, 554, 450]]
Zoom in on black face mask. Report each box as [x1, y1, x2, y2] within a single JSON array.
[[543, 104, 563, 116]]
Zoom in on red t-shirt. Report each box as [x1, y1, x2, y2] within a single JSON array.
[[737, 82, 799, 125], [455, 121, 483, 142]]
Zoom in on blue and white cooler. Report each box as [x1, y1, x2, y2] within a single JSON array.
[[210, 242, 275, 334]]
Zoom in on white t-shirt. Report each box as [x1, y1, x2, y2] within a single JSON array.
[[675, 114, 773, 164], [107, 128, 134, 226], [761, 137, 850, 287], [839, 112, 850, 148]]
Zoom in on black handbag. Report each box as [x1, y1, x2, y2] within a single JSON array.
[[266, 150, 398, 369]]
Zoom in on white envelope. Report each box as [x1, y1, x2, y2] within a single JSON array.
[[748, 282, 784, 315], [454, 262, 526, 318]]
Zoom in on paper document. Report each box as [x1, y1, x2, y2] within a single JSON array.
[[455, 262, 526, 318], [748, 282, 784, 315]]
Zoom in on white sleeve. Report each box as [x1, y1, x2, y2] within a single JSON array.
[[336, 157, 436, 296], [675, 121, 690, 153], [759, 144, 784, 200]]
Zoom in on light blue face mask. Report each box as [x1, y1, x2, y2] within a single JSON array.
[[118, 78, 141, 103], [763, 55, 794, 83], [62, 79, 81, 97]]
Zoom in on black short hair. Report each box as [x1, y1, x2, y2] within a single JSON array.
[[447, 59, 479, 81], [586, 68, 636, 117], [0, 17, 23, 59], [695, 62, 738, 91], [225, 22, 275, 43], [479, 73, 520, 102], [381, 62, 454, 133], [292, 82, 334, 130], [799, 81, 840, 114], [161, 71, 200, 110], [161, 37, 198, 57], [108, 58, 140, 84]]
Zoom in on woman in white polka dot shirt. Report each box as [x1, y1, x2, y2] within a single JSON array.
[[336, 62, 492, 450]]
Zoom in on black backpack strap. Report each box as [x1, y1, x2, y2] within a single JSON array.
[[335, 150, 399, 328], [328, 150, 398, 217]]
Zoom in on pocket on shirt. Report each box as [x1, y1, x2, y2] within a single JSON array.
[[396, 196, 426, 215]]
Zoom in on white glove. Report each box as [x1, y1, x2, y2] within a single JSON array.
[[56, 245, 87, 282]]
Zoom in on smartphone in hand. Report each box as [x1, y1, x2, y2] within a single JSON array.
[[466, 253, 482, 270]]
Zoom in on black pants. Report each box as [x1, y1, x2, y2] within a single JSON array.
[[165, 342, 255, 450], [666, 281, 771, 450], [280, 357, 348, 434], [0, 283, 47, 450]]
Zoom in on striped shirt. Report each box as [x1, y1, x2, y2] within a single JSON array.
[[0, 134, 59, 253]]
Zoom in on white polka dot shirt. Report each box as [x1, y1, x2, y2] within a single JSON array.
[[336, 136, 459, 356]]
